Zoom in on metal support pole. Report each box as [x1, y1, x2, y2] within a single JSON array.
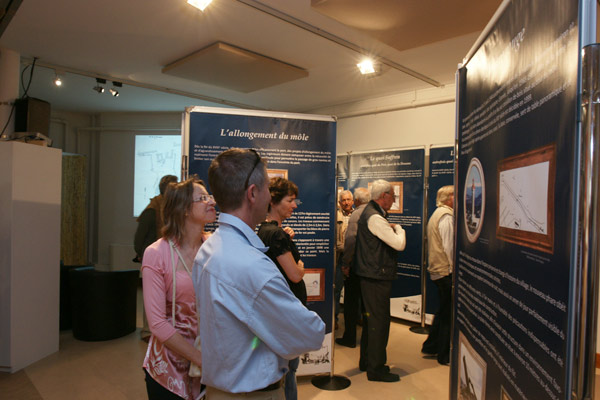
[[312, 163, 351, 391], [410, 175, 429, 335], [573, 42, 600, 400]]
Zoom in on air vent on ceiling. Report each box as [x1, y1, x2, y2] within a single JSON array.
[[162, 42, 308, 93]]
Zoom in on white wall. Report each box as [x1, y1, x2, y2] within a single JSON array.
[[336, 102, 455, 154], [96, 113, 181, 269], [312, 84, 456, 153]]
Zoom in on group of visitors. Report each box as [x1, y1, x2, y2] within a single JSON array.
[[136, 149, 324, 400], [334, 182, 455, 380], [133, 147, 455, 399]]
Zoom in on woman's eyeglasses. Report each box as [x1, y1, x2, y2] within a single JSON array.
[[192, 194, 215, 203]]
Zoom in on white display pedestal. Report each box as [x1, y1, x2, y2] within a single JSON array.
[[0, 141, 62, 372]]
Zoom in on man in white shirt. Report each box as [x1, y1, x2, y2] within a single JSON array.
[[421, 185, 454, 365], [194, 148, 325, 398], [354, 179, 406, 382]]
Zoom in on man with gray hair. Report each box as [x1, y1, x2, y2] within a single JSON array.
[[336, 187, 370, 348], [193, 148, 325, 398], [421, 185, 454, 365], [354, 179, 406, 382], [334, 189, 354, 328]]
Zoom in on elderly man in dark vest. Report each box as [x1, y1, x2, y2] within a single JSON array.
[[422, 185, 454, 365], [354, 179, 406, 382]]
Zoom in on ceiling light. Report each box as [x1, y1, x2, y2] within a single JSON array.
[[110, 81, 122, 97], [187, 0, 212, 11], [93, 78, 106, 93], [53, 74, 63, 87], [357, 59, 376, 75]]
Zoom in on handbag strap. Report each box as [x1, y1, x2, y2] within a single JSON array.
[[168, 239, 193, 325], [169, 238, 203, 375]]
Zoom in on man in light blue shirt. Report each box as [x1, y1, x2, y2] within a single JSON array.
[[193, 148, 325, 398]]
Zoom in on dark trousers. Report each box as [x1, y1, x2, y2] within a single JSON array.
[[422, 274, 452, 364], [144, 369, 185, 400], [359, 277, 392, 373], [334, 254, 344, 320], [340, 269, 361, 343]]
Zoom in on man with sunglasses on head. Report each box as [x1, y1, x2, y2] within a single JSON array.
[[193, 148, 325, 399], [354, 179, 406, 382]]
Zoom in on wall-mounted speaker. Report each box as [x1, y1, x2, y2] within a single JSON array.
[[14, 97, 51, 136]]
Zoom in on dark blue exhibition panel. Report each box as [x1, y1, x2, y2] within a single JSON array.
[[347, 149, 425, 322], [452, 0, 579, 399], [185, 108, 336, 375], [425, 146, 455, 317]]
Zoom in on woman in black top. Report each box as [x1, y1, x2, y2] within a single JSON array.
[[257, 177, 306, 400]]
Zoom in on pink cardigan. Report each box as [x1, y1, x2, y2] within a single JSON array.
[[142, 238, 203, 400]]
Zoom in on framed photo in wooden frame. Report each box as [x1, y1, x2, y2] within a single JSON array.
[[303, 268, 325, 302], [496, 144, 556, 254]]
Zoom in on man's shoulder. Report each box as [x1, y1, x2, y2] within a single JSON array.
[[198, 234, 279, 287], [349, 206, 365, 222], [139, 207, 156, 220], [361, 202, 381, 219], [432, 205, 453, 218]]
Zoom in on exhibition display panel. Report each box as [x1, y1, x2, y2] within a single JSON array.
[[182, 107, 336, 376], [338, 148, 426, 322], [451, 0, 599, 398]]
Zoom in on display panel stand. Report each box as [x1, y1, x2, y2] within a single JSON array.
[[410, 264, 429, 335], [311, 292, 351, 391]]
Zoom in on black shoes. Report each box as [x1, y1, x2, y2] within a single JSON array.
[[359, 363, 390, 373], [367, 371, 400, 382], [438, 356, 449, 365], [359, 362, 399, 381], [335, 338, 356, 348]]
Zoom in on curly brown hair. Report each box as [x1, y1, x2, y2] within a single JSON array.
[[268, 177, 298, 211]]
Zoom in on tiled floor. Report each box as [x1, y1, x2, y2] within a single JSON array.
[[1, 292, 598, 399]]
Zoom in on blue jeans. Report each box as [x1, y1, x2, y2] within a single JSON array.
[[284, 357, 299, 400]]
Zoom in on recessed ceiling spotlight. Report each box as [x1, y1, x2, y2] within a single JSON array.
[[187, 0, 212, 11], [357, 59, 376, 75], [93, 78, 106, 93]]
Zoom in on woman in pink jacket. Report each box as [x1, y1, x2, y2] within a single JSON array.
[[142, 177, 216, 400]]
